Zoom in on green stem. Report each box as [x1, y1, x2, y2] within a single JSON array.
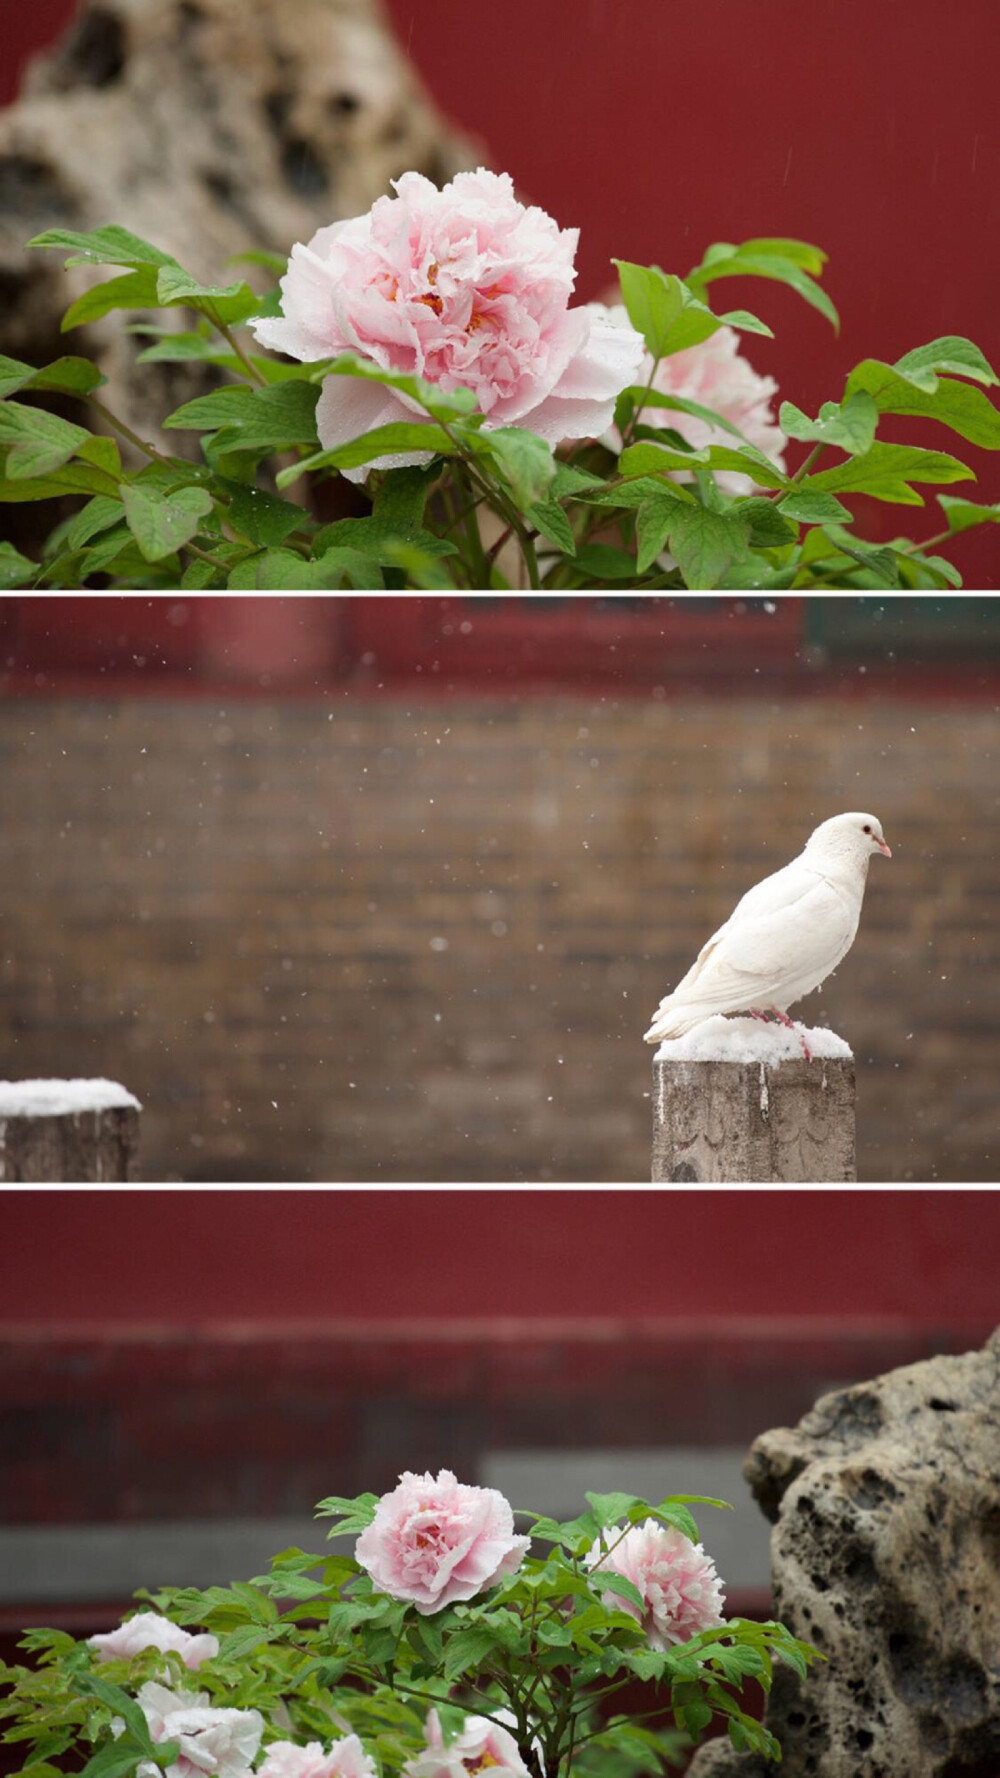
[[791, 443, 825, 483], [621, 356, 662, 447], [901, 527, 953, 557], [209, 309, 267, 387], [85, 397, 177, 469]]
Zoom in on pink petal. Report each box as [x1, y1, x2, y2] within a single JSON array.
[[315, 377, 437, 485]]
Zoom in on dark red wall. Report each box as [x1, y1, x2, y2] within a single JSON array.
[[3, 1191, 998, 1328], [2, 0, 999, 583]]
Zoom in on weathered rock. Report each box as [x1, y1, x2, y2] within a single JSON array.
[[0, 0, 478, 437], [688, 1328, 1000, 1777]]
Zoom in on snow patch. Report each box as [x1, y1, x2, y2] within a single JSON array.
[[0, 1078, 141, 1118], [653, 1016, 852, 1066]]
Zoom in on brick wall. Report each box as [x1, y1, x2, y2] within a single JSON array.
[[0, 689, 996, 1181]]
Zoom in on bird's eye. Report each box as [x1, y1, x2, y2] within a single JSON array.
[[863, 824, 872, 834]]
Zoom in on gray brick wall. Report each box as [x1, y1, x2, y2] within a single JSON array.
[[0, 691, 995, 1181]]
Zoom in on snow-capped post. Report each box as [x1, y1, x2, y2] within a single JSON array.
[[0, 1079, 141, 1182], [650, 1019, 856, 1183]]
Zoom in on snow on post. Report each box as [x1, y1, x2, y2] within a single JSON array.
[[0, 1079, 141, 1182], [651, 1019, 856, 1184]]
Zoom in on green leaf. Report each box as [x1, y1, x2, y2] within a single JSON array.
[[0, 353, 103, 398], [280, 422, 452, 485], [586, 1491, 645, 1527], [893, 335, 998, 389], [936, 493, 1000, 534], [0, 541, 37, 586], [309, 352, 479, 423], [777, 487, 853, 524], [715, 308, 776, 338], [134, 332, 238, 367], [163, 387, 258, 430], [780, 391, 879, 457], [737, 238, 828, 275], [666, 505, 751, 588], [0, 402, 90, 479], [621, 385, 756, 446], [227, 547, 382, 588], [612, 261, 685, 358], [155, 266, 262, 327], [820, 525, 900, 585], [121, 483, 214, 561], [316, 1493, 378, 1532], [702, 444, 790, 490], [215, 1626, 280, 1661], [587, 1569, 647, 1613], [167, 381, 321, 460], [619, 440, 711, 479], [76, 1676, 154, 1753], [805, 441, 974, 505], [736, 496, 799, 548], [78, 1742, 146, 1778], [226, 484, 306, 547], [686, 241, 839, 332], [844, 358, 1000, 449], [61, 268, 163, 331], [636, 492, 684, 571], [482, 427, 556, 510], [572, 543, 640, 581], [442, 1625, 505, 1683], [528, 498, 576, 555], [0, 460, 119, 501], [29, 224, 177, 269]]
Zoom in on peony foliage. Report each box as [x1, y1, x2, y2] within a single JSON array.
[[0, 1481, 819, 1776], [2, 175, 997, 589]]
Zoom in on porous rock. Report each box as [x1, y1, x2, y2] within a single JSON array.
[[687, 1328, 1000, 1777], [0, 0, 478, 436]]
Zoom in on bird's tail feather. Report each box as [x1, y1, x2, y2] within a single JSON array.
[[643, 998, 720, 1043]]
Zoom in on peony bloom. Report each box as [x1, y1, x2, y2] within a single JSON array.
[[354, 1468, 529, 1614], [606, 308, 787, 496], [256, 1739, 376, 1778], [130, 1681, 263, 1778], [402, 1709, 531, 1778], [250, 168, 644, 480], [89, 1612, 219, 1671], [585, 1519, 726, 1649]]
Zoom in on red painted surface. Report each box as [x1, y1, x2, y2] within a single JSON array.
[[2, 1191, 998, 1328], [4, 595, 1000, 698], [3, 0, 999, 584]]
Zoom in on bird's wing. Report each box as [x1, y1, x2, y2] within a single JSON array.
[[662, 860, 823, 1004], [653, 871, 855, 1019]]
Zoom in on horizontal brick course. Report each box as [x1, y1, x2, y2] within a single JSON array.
[[0, 692, 996, 1181]]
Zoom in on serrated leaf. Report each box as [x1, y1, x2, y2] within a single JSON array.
[[122, 483, 214, 561], [805, 441, 973, 505], [780, 391, 878, 457], [667, 507, 752, 589], [844, 359, 1000, 449], [442, 1625, 504, 1683]]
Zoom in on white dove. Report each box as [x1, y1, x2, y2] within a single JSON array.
[[644, 812, 891, 1059]]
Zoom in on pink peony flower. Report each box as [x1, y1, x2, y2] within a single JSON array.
[[89, 1612, 219, 1671], [585, 1519, 726, 1649], [402, 1709, 531, 1778], [354, 1469, 529, 1614], [131, 1681, 263, 1778], [256, 1739, 376, 1778], [250, 168, 644, 481], [606, 308, 787, 495]]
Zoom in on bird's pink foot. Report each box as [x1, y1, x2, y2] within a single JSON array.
[[770, 1006, 813, 1060]]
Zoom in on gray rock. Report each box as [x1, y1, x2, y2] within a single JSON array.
[[688, 1328, 1000, 1777], [0, 0, 478, 434]]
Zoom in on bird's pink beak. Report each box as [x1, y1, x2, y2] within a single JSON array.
[[877, 836, 892, 858]]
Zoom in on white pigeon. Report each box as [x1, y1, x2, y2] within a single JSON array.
[[644, 812, 891, 1057]]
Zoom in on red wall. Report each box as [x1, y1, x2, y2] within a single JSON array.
[[2, 0, 999, 583], [2, 1191, 998, 1329]]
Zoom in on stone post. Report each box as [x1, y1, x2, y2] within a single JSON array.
[[651, 1056, 856, 1183], [0, 1080, 140, 1181]]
